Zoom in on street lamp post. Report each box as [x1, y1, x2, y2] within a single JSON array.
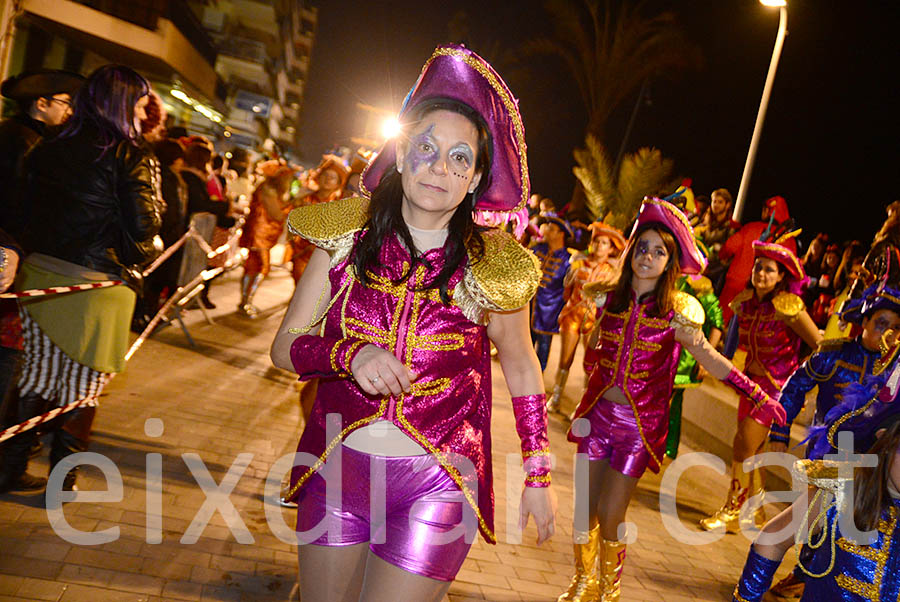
[[733, 0, 788, 222]]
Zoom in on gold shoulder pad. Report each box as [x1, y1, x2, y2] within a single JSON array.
[[816, 337, 852, 354], [729, 289, 753, 314], [286, 196, 368, 246], [773, 292, 805, 320], [456, 229, 540, 324], [687, 274, 713, 295], [672, 290, 705, 330]]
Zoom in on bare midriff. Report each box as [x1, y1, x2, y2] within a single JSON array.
[[602, 386, 630, 405]]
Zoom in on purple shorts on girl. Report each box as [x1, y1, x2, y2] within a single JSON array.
[[576, 398, 652, 478], [295, 445, 474, 582]]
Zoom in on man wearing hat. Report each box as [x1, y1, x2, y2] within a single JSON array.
[[530, 214, 573, 372], [0, 69, 83, 235], [765, 282, 900, 598], [0, 70, 82, 491]]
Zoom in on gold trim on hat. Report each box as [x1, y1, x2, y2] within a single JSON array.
[[753, 241, 803, 277], [359, 46, 529, 216]]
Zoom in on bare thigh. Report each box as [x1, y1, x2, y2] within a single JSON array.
[[298, 542, 368, 602], [733, 417, 771, 463], [358, 551, 452, 602], [592, 459, 640, 541]]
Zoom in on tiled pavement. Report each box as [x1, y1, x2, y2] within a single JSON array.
[[0, 269, 798, 601]]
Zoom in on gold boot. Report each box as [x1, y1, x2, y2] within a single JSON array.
[[547, 369, 569, 413], [744, 468, 767, 530], [699, 466, 752, 534], [558, 526, 602, 602], [598, 538, 626, 602]]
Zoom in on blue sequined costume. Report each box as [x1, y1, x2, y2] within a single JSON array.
[[530, 243, 571, 335], [734, 499, 900, 601], [529, 242, 571, 370], [769, 337, 890, 458]]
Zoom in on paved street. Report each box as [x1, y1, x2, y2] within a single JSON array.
[[0, 269, 797, 601]]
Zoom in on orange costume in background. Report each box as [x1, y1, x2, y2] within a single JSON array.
[[288, 155, 350, 282], [558, 256, 618, 337], [547, 222, 625, 414], [237, 162, 294, 317]]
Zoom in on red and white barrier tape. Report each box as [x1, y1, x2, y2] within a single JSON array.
[[0, 217, 246, 442], [0, 380, 109, 444], [0, 280, 124, 299]]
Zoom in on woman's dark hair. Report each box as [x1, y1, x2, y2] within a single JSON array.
[[853, 418, 900, 532], [154, 139, 184, 167], [352, 97, 492, 303], [609, 224, 680, 316], [184, 143, 212, 171], [212, 155, 225, 171], [744, 257, 789, 300], [58, 65, 149, 156]]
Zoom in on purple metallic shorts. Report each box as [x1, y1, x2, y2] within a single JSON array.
[[576, 398, 650, 478], [295, 445, 475, 582]]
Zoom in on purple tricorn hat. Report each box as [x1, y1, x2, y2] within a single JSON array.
[[631, 198, 707, 275], [360, 44, 530, 233]]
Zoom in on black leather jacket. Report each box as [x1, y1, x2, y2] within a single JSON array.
[[21, 124, 162, 276], [0, 114, 45, 237]]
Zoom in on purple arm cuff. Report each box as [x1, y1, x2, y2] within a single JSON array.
[[511, 394, 551, 487], [289, 335, 368, 381], [733, 547, 780, 602]]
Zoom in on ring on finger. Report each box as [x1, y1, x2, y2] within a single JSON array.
[[371, 375, 381, 384]]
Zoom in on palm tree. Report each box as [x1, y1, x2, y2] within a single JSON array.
[[573, 133, 677, 230], [524, 0, 701, 140]]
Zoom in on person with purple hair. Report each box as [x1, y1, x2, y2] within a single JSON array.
[[0, 65, 161, 493]]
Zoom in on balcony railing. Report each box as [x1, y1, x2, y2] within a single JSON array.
[[215, 35, 268, 65]]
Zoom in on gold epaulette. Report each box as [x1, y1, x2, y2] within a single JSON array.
[[686, 274, 713, 296], [287, 196, 368, 244], [583, 281, 616, 308], [815, 337, 852, 354], [455, 229, 541, 324], [729, 289, 753, 314], [773, 291, 805, 321], [671, 290, 705, 331]]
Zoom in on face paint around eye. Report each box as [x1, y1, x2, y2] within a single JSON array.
[[636, 240, 650, 255], [874, 318, 892, 333], [406, 124, 438, 173]]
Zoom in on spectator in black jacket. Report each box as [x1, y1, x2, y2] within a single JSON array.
[[0, 65, 162, 494]]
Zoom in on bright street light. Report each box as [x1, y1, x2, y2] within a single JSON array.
[[733, 0, 788, 221], [381, 117, 401, 139]]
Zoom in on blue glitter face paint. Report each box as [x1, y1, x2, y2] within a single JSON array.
[[406, 124, 439, 174]]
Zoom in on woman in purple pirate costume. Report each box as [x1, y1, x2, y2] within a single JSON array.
[[270, 45, 556, 601], [559, 198, 779, 602], [700, 238, 822, 535]]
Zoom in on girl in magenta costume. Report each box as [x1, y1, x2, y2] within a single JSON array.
[[700, 237, 822, 534], [270, 45, 556, 602], [559, 199, 781, 602]]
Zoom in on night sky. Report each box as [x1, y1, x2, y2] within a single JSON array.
[[298, 1, 900, 247]]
